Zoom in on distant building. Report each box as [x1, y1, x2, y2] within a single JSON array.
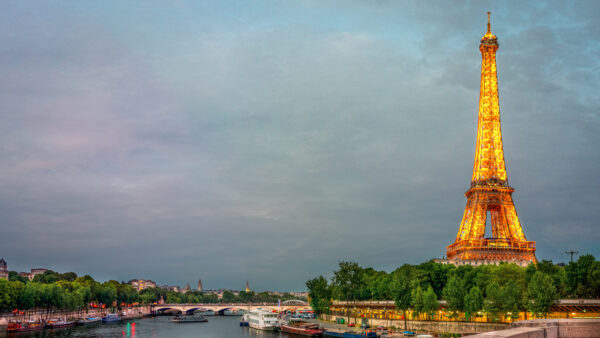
[[182, 283, 191, 294], [245, 280, 251, 292], [167, 285, 180, 293], [15, 268, 48, 281], [129, 279, 157, 291], [290, 291, 308, 299], [158, 284, 197, 294], [203, 288, 239, 298], [197, 279, 203, 291], [0, 258, 8, 280], [29, 268, 47, 280]]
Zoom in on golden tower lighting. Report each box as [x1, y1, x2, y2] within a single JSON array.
[[446, 13, 537, 266]]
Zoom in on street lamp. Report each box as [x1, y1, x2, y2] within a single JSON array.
[[565, 250, 578, 263], [384, 307, 388, 329]]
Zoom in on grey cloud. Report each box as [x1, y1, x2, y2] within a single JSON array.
[[0, 1, 598, 290]]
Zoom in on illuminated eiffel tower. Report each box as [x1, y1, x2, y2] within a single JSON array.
[[445, 13, 537, 266]]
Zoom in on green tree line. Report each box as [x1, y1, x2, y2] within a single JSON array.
[[138, 288, 300, 305], [0, 270, 302, 313], [306, 255, 600, 327], [0, 271, 138, 313]]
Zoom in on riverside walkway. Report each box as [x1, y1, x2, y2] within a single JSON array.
[[330, 299, 600, 324]]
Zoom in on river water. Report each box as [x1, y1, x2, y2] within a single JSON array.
[[2, 315, 289, 338]]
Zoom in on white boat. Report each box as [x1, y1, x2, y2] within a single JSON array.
[[246, 308, 279, 331], [224, 309, 246, 316], [171, 314, 208, 323], [194, 309, 215, 316], [240, 313, 249, 326]]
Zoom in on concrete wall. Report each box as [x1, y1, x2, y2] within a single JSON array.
[[467, 327, 547, 338], [466, 319, 600, 338]]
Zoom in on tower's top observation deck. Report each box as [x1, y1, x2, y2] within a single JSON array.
[[480, 12, 498, 46]]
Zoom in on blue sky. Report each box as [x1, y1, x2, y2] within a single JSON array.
[[1, 1, 599, 291]]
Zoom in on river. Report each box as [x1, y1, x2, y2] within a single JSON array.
[[1, 315, 289, 338]]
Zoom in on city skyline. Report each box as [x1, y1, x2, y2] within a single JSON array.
[[1, 1, 599, 290]]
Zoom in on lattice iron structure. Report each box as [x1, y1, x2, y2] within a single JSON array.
[[446, 13, 536, 266]]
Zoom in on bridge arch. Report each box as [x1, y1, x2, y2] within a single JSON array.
[[282, 299, 309, 306], [153, 307, 183, 314], [182, 307, 205, 315]]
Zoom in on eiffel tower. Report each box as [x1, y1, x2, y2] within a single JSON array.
[[446, 13, 537, 266]]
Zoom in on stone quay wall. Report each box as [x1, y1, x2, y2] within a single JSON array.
[[321, 314, 509, 334], [467, 319, 600, 338]]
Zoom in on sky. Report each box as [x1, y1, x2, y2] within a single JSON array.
[[0, 0, 599, 291]]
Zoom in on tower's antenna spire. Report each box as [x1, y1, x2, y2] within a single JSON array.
[[487, 12, 491, 33]]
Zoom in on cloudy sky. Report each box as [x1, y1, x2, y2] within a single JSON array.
[[1, 1, 598, 291]]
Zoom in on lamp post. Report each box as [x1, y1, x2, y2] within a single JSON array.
[[384, 307, 388, 329], [565, 250, 578, 263]]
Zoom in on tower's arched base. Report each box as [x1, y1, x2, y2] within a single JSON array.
[[444, 238, 536, 267]]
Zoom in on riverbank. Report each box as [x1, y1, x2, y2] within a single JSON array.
[[0, 305, 151, 329]]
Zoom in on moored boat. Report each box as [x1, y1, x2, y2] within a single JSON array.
[[240, 313, 249, 326], [6, 321, 44, 332], [171, 314, 208, 323], [224, 308, 246, 316], [45, 319, 75, 329], [102, 313, 121, 323], [194, 309, 215, 316], [76, 317, 102, 325], [246, 308, 279, 331], [281, 320, 324, 336], [323, 329, 377, 338]]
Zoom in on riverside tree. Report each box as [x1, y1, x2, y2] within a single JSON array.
[[442, 275, 465, 317], [422, 286, 439, 320], [410, 285, 425, 319], [527, 271, 558, 318], [332, 261, 363, 302], [391, 269, 412, 330], [0, 279, 22, 311], [306, 275, 331, 316], [500, 279, 522, 319], [484, 282, 502, 321], [18, 282, 42, 311], [464, 286, 483, 321]]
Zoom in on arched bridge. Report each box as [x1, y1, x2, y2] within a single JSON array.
[[151, 301, 310, 315]]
